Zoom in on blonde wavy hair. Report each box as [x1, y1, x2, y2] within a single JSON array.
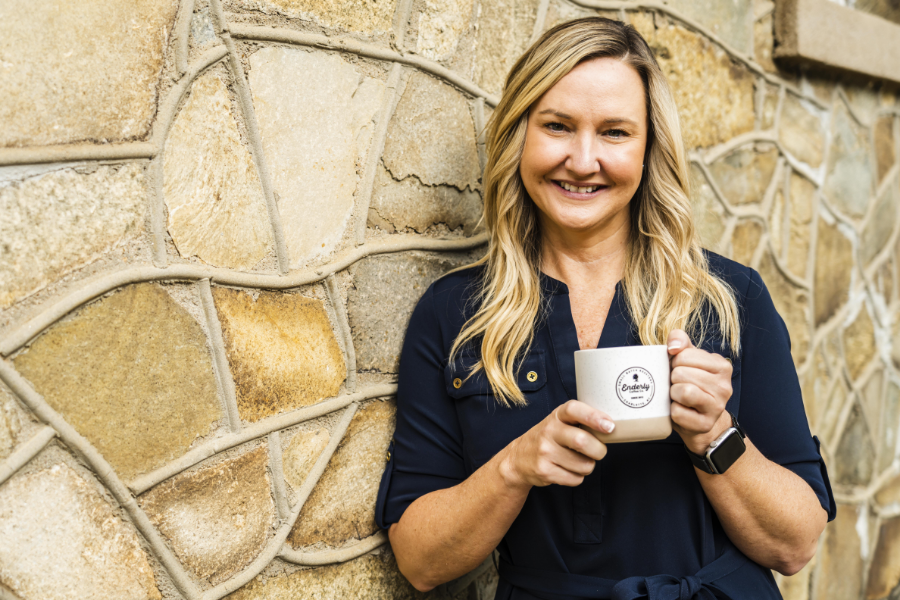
[[450, 17, 741, 407]]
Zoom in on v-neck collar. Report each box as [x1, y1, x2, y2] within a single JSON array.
[[541, 272, 637, 398]]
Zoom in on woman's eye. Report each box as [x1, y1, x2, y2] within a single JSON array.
[[607, 129, 627, 138], [546, 122, 566, 132]]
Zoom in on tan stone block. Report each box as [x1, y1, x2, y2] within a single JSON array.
[[0, 0, 177, 147], [876, 258, 895, 305], [843, 306, 877, 381], [877, 382, 900, 474], [164, 74, 273, 270], [140, 446, 274, 584], [0, 385, 22, 461], [0, 164, 146, 309], [762, 85, 780, 130], [813, 504, 864, 600], [834, 403, 875, 486], [779, 94, 826, 169], [212, 287, 346, 423], [231, 0, 397, 34], [758, 253, 810, 365], [708, 145, 779, 206], [383, 71, 481, 191], [813, 219, 853, 326], [786, 173, 815, 278], [225, 552, 425, 599], [0, 463, 160, 600], [867, 516, 900, 599], [690, 165, 728, 250], [875, 117, 899, 180], [249, 48, 385, 268], [893, 317, 900, 370], [283, 428, 330, 491], [664, 0, 754, 52], [639, 17, 755, 149], [13, 284, 222, 481], [289, 401, 395, 548], [754, 12, 777, 73], [876, 472, 900, 507], [862, 369, 885, 438], [348, 252, 477, 372], [415, 0, 475, 61], [861, 186, 899, 266], [544, 0, 606, 31], [473, 0, 540, 96], [368, 163, 483, 234], [825, 101, 876, 219], [801, 347, 832, 433], [730, 220, 763, 266], [769, 187, 786, 256]]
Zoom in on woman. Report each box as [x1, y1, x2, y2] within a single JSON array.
[[375, 17, 834, 599]]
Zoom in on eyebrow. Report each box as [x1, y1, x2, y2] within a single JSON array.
[[536, 109, 638, 127]]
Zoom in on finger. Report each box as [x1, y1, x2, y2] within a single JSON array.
[[671, 348, 732, 376], [670, 401, 719, 434], [533, 441, 596, 480], [670, 381, 718, 415], [670, 365, 732, 402], [666, 329, 694, 356], [557, 400, 616, 433], [556, 424, 609, 461]]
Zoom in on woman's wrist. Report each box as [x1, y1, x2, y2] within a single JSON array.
[[680, 410, 733, 456], [496, 440, 533, 494]]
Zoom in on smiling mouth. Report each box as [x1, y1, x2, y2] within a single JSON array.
[[554, 181, 606, 194]]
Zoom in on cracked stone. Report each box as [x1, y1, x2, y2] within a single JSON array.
[[786, 173, 815, 278], [383, 71, 481, 191], [834, 403, 875, 487], [813, 219, 853, 326], [232, 0, 397, 34], [875, 116, 896, 185], [368, 163, 482, 234], [843, 306, 877, 381], [631, 13, 755, 149], [814, 504, 864, 600], [543, 0, 606, 30], [877, 382, 900, 474], [473, 0, 541, 96], [730, 220, 763, 266], [769, 187, 785, 257], [212, 287, 346, 423], [894, 318, 900, 370], [778, 94, 826, 168], [249, 47, 385, 268], [867, 516, 900, 599], [283, 428, 330, 492], [0, 385, 22, 461], [861, 186, 898, 266], [0, 164, 146, 309], [0, 0, 177, 146], [801, 347, 831, 433], [861, 370, 885, 444], [690, 165, 728, 249], [164, 73, 273, 270], [758, 253, 809, 365], [708, 145, 779, 206], [190, 7, 217, 47], [224, 553, 425, 600], [415, 0, 475, 61], [754, 11, 776, 73], [762, 84, 779, 130], [663, 0, 754, 54], [877, 471, 900, 507], [140, 446, 274, 584], [348, 252, 477, 372], [825, 101, 875, 219], [13, 284, 222, 481], [289, 400, 395, 548], [0, 463, 161, 600]]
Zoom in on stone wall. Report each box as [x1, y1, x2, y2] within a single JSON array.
[[0, 1, 898, 599]]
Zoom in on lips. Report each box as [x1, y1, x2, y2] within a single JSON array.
[[553, 180, 607, 195]]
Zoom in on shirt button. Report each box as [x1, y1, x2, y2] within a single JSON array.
[[386, 450, 392, 462], [526, 371, 538, 382], [453, 378, 462, 389]]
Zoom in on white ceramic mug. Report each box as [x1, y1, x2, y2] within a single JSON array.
[[574, 345, 672, 443]]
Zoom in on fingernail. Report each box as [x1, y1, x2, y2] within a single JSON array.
[[667, 340, 682, 350], [599, 419, 615, 433]]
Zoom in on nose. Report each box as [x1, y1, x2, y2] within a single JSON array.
[[565, 130, 601, 177]]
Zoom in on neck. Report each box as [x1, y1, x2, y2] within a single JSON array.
[[539, 217, 630, 287]]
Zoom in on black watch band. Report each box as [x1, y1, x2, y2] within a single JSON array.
[[685, 411, 746, 474]]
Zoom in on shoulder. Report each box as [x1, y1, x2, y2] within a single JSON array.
[[414, 262, 484, 333], [703, 250, 763, 307]]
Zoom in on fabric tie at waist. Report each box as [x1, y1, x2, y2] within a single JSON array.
[[499, 544, 751, 600]]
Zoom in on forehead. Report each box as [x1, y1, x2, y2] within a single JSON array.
[[533, 57, 647, 122]]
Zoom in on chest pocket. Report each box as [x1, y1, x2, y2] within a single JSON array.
[[444, 350, 549, 470]]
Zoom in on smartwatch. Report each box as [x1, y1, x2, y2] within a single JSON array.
[[685, 412, 746, 474]]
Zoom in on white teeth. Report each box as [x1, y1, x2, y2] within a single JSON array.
[[559, 182, 600, 193]]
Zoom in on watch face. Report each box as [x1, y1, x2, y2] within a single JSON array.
[[709, 429, 746, 474]]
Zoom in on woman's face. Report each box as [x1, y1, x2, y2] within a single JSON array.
[[520, 57, 648, 243]]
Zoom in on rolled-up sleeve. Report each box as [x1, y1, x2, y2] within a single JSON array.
[[738, 270, 837, 521], [375, 285, 468, 528]]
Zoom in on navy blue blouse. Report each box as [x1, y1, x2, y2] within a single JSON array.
[[376, 253, 836, 599]]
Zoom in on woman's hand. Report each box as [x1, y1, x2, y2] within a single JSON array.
[[499, 400, 613, 491], [667, 329, 734, 455]]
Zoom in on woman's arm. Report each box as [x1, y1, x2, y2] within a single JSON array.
[[389, 401, 613, 591], [667, 329, 828, 575]]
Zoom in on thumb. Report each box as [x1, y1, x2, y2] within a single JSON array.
[[666, 329, 693, 356]]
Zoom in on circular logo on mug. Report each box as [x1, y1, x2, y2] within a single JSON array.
[[616, 367, 655, 408]]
